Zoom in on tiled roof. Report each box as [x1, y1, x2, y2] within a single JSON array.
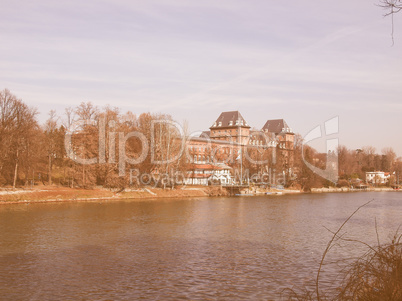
[[187, 173, 212, 179], [188, 164, 216, 170], [187, 163, 232, 170], [200, 131, 210, 138], [262, 119, 292, 135], [210, 111, 250, 129], [214, 163, 232, 170], [249, 129, 264, 138]]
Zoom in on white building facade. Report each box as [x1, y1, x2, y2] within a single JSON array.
[[366, 171, 390, 185]]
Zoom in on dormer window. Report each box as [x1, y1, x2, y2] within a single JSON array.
[[240, 120, 243, 126], [213, 122, 216, 127], [229, 121, 233, 126], [236, 120, 239, 125], [218, 122, 222, 127]]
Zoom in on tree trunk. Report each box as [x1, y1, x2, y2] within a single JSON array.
[[13, 161, 18, 189], [13, 148, 19, 189], [82, 165, 85, 187], [48, 155, 52, 185]]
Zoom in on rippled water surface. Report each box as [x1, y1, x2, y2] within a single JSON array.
[[0, 192, 401, 300]]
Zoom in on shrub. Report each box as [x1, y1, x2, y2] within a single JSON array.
[[284, 201, 402, 301]]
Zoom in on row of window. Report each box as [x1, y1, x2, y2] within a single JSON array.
[[188, 146, 208, 152], [193, 170, 230, 175], [213, 129, 241, 134], [212, 119, 248, 127], [188, 146, 233, 154]]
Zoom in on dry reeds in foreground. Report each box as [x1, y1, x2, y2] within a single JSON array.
[[284, 200, 402, 301], [336, 232, 402, 301]]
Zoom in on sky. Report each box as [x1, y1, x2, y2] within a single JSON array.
[[1, 0, 402, 156]]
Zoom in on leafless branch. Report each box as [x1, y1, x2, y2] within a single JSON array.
[[315, 199, 374, 301], [379, 0, 402, 45]]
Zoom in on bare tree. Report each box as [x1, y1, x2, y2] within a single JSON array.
[[44, 110, 58, 185], [63, 107, 76, 129], [381, 147, 396, 172], [0, 89, 18, 182], [379, 0, 402, 44], [73, 102, 99, 187], [0, 89, 39, 188], [380, 0, 402, 15]]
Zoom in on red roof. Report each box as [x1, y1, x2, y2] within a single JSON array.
[[187, 163, 232, 171], [187, 173, 212, 179], [188, 164, 215, 170]]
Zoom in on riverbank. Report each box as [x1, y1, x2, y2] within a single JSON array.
[[0, 185, 399, 204], [0, 186, 227, 204], [311, 187, 398, 193]]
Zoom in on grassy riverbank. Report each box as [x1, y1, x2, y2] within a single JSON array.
[[0, 186, 218, 204], [311, 187, 398, 193], [0, 185, 399, 204]]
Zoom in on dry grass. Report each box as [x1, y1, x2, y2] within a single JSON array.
[[0, 187, 115, 202], [283, 201, 402, 301], [336, 232, 402, 300], [0, 186, 209, 203], [284, 236, 402, 300]]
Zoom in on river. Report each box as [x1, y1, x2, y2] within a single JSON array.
[[0, 192, 400, 300]]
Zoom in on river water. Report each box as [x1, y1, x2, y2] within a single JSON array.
[[0, 192, 400, 300]]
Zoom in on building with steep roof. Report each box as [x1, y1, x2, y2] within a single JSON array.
[[262, 119, 292, 135], [262, 118, 294, 150], [200, 131, 210, 138], [185, 110, 296, 185], [209, 111, 251, 145], [261, 118, 295, 168]]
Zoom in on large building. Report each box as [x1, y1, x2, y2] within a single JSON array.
[[185, 111, 295, 185], [209, 111, 251, 145]]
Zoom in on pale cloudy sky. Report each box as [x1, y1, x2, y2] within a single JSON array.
[[1, 0, 402, 155]]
